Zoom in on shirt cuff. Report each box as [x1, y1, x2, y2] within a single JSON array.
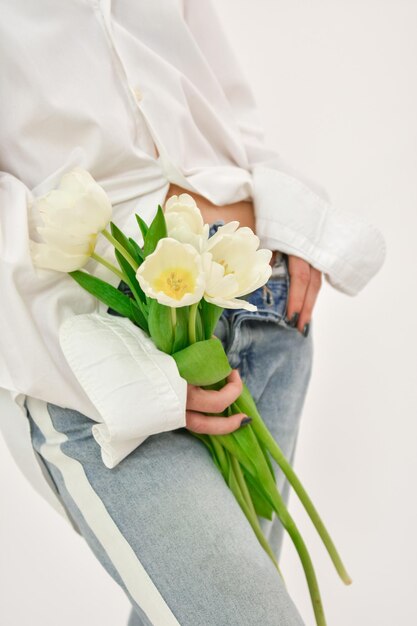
[[59, 312, 187, 468], [252, 164, 386, 296]]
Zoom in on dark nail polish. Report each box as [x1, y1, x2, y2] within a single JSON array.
[[240, 416, 252, 427], [302, 323, 310, 338], [287, 312, 299, 327]]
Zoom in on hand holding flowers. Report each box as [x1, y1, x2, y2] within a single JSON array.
[[30, 168, 351, 626]]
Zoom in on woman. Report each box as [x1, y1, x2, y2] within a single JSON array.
[[0, 1, 385, 624]]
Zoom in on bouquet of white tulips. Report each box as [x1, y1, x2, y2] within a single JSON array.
[[31, 168, 351, 626]]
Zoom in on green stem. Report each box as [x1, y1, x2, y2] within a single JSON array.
[[188, 303, 198, 344], [236, 385, 352, 586], [229, 453, 284, 579], [230, 453, 257, 516], [217, 426, 327, 626], [268, 477, 327, 626], [192, 433, 223, 473], [102, 229, 139, 271], [91, 252, 124, 280], [171, 307, 177, 347], [209, 436, 229, 475], [197, 435, 284, 579]]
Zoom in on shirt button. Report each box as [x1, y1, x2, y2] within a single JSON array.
[[132, 86, 143, 102]]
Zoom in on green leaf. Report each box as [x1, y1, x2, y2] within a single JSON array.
[[110, 221, 142, 265], [231, 425, 274, 482], [114, 249, 147, 307], [148, 299, 174, 353], [215, 431, 258, 478], [143, 205, 167, 256], [216, 426, 279, 518], [243, 470, 275, 520], [172, 338, 232, 385], [70, 270, 138, 322], [129, 300, 148, 332], [135, 213, 149, 241], [128, 237, 144, 263], [231, 398, 275, 479], [200, 300, 224, 339], [259, 439, 275, 479]]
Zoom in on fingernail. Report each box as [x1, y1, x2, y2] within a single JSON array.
[[240, 416, 252, 427], [302, 323, 310, 338], [287, 312, 299, 327]]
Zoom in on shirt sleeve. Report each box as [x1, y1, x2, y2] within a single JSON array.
[[182, 0, 386, 296], [59, 313, 187, 469], [0, 172, 186, 469]]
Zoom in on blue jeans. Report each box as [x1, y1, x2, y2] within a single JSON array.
[[25, 249, 313, 626]]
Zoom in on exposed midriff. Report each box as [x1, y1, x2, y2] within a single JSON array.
[[163, 182, 276, 265]]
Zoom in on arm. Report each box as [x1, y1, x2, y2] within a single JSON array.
[[1, 171, 244, 470], [60, 313, 248, 467], [182, 0, 386, 297], [59, 313, 187, 468], [0, 171, 188, 468]]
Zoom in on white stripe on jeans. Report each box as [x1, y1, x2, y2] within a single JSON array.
[[26, 396, 180, 626]]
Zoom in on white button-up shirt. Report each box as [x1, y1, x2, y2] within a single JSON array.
[[0, 0, 385, 523]]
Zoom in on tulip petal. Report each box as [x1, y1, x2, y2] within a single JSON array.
[[36, 190, 74, 215], [37, 226, 94, 256], [205, 221, 240, 249], [165, 192, 197, 211], [204, 294, 257, 312], [59, 167, 96, 195], [31, 167, 113, 273], [202, 222, 272, 310], [30, 241, 89, 272], [136, 238, 205, 308], [164, 196, 205, 235]]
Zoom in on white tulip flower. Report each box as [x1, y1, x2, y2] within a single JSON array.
[[203, 221, 272, 311], [164, 193, 209, 252], [136, 238, 206, 307], [30, 167, 112, 272]]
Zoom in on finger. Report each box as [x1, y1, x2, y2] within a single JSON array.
[[186, 410, 249, 435], [297, 267, 322, 333], [187, 369, 243, 414], [286, 256, 311, 324]]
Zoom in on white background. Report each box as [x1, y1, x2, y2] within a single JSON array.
[[1, 1, 416, 625]]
